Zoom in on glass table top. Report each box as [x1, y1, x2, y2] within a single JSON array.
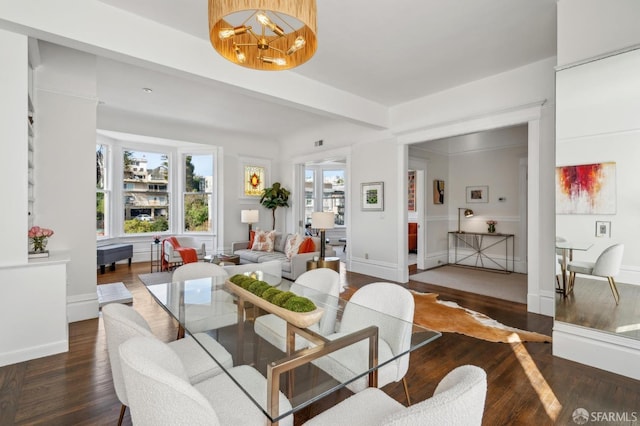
[[145, 273, 440, 423]]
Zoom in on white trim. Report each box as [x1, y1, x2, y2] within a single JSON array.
[[555, 44, 640, 71], [553, 321, 640, 381], [350, 257, 401, 282], [395, 101, 545, 144], [67, 292, 99, 322], [0, 339, 68, 368]]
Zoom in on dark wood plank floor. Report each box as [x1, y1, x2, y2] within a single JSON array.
[[1, 262, 639, 425]]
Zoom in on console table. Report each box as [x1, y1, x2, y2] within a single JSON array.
[[448, 231, 515, 273]]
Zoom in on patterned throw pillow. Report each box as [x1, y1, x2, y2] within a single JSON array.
[[297, 237, 316, 254], [284, 233, 304, 259], [252, 229, 276, 252]]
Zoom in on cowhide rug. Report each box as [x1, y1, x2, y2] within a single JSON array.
[[342, 287, 551, 344]]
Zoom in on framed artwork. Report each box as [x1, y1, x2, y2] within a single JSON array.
[[408, 171, 416, 211], [433, 179, 445, 204], [361, 182, 384, 211], [240, 157, 270, 198], [556, 162, 616, 214], [595, 221, 611, 238], [466, 185, 488, 203]]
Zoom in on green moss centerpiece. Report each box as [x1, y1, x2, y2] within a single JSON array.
[[226, 274, 323, 328]]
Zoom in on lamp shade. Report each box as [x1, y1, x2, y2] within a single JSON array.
[[311, 211, 334, 229], [241, 209, 259, 224]]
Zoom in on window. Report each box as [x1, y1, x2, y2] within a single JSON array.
[[304, 169, 314, 225], [183, 154, 213, 233], [123, 149, 170, 234], [305, 166, 346, 227], [96, 144, 109, 238], [323, 170, 345, 226]]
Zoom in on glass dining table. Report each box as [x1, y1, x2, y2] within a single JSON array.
[[145, 272, 441, 425], [555, 240, 593, 296]]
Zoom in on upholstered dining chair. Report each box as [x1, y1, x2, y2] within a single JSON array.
[[302, 365, 487, 426], [119, 336, 293, 426], [253, 268, 341, 352], [171, 262, 238, 338], [222, 259, 283, 284], [567, 243, 624, 305], [172, 261, 228, 281], [311, 282, 415, 404], [102, 303, 233, 426]]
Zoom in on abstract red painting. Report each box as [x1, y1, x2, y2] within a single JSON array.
[[556, 162, 616, 214]]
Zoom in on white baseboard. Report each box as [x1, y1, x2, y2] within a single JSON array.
[[67, 292, 99, 323], [553, 321, 640, 381], [350, 257, 401, 282], [0, 340, 68, 367]]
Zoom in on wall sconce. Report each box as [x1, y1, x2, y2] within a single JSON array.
[[241, 209, 259, 240], [311, 211, 334, 259], [457, 208, 474, 233]]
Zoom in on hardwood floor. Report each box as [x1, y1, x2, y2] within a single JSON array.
[[1, 262, 639, 425]]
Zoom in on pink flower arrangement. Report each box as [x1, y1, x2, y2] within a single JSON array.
[[28, 226, 54, 239], [486, 220, 497, 226], [28, 226, 54, 252]]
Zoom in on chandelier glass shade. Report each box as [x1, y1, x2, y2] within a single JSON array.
[[209, 0, 317, 71]]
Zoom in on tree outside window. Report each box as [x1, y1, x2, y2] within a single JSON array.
[[184, 154, 213, 232]]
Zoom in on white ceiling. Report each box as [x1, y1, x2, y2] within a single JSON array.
[[91, 0, 557, 140]]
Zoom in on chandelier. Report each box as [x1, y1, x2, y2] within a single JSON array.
[[208, 0, 317, 71]]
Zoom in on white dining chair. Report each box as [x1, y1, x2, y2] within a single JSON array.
[[254, 268, 341, 352], [567, 243, 624, 305], [303, 365, 487, 426], [311, 282, 415, 404], [222, 259, 283, 284], [171, 262, 238, 338], [119, 336, 293, 426], [102, 303, 233, 425]]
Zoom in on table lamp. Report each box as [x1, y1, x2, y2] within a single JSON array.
[[311, 211, 334, 259], [457, 208, 474, 233], [241, 209, 259, 240]]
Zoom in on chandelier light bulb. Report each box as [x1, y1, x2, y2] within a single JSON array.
[[261, 56, 286, 66], [234, 44, 246, 63], [286, 36, 306, 55], [219, 26, 248, 40]]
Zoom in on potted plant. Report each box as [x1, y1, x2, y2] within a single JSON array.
[[260, 182, 290, 229]]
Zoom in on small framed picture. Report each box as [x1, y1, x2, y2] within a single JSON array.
[[466, 185, 489, 203], [433, 180, 445, 204], [361, 182, 384, 211], [595, 221, 611, 238]]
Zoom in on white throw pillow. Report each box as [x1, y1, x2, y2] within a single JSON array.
[[252, 229, 276, 252], [284, 233, 304, 259]]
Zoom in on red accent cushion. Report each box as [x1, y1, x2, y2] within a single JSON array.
[[249, 230, 255, 248], [298, 237, 316, 254]]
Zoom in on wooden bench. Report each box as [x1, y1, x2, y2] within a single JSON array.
[[97, 244, 133, 274]]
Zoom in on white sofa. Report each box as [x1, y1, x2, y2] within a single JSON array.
[[163, 236, 206, 269], [231, 233, 334, 280]]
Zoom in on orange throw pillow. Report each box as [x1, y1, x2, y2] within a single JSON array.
[[298, 237, 316, 254], [248, 230, 255, 248]]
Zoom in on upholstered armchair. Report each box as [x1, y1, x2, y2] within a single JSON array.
[[163, 236, 206, 269]]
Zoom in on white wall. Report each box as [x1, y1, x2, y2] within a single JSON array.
[[36, 44, 98, 322], [0, 29, 29, 265], [557, 0, 640, 67], [348, 138, 402, 281]]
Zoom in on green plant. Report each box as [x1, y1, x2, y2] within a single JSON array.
[[229, 275, 316, 313], [260, 182, 290, 229]]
